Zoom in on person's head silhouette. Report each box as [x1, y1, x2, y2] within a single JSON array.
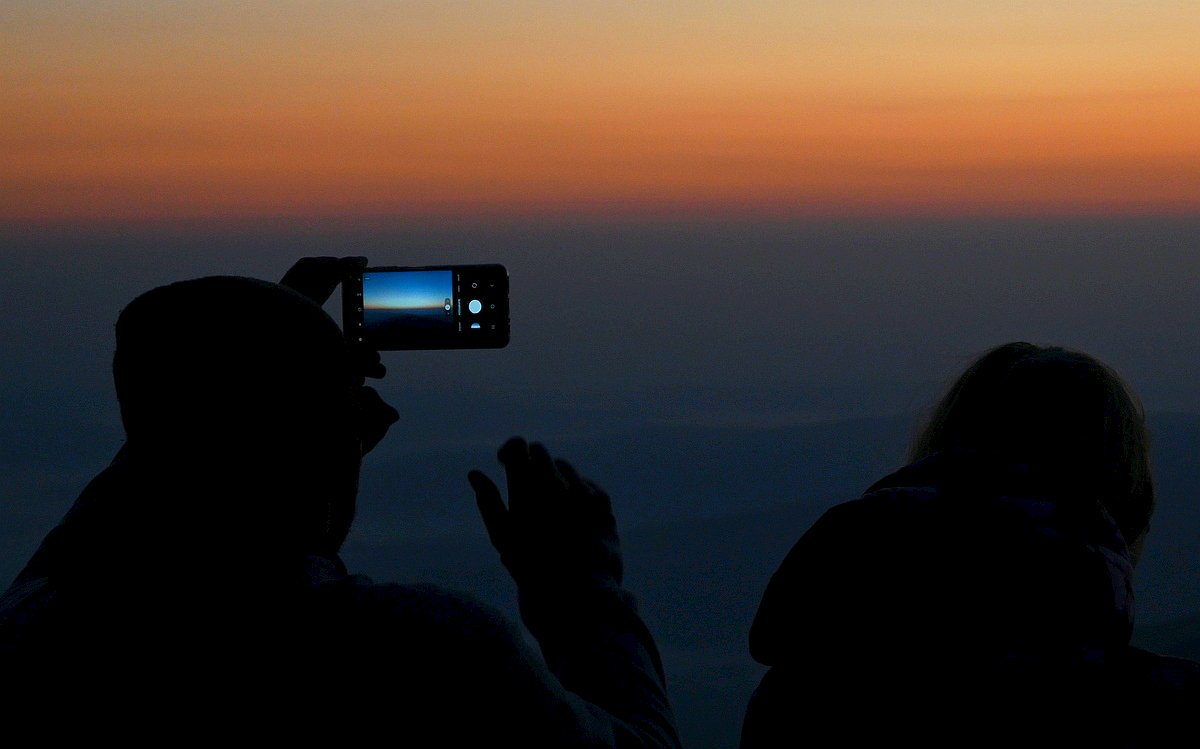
[[111, 275, 366, 557], [740, 342, 1200, 747], [908, 341, 1153, 562]]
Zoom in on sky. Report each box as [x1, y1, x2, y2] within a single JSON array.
[[4, 1, 1199, 223], [4, 0, 1200, 551], [4, 8, 1200, 744]]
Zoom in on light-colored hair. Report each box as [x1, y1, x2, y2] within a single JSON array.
[[909, 342, 1154, 548]]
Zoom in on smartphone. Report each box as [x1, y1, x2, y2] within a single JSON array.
[[342, 264, 510, 350]]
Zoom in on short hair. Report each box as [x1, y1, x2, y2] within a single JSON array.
[[909, 342, 1154, 548]]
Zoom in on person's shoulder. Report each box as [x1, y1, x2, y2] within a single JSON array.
[[311, 571, 526, 651], [801, 480, 945, 550], [358, 577, 512, 627], [1122, 645, 1200, 692], [303, 574, 571, 734]]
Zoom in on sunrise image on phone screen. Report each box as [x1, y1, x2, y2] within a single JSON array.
[[363, 269, 455, 335]]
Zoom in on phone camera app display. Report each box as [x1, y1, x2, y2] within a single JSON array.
[[362, 270, 455, 335], [346, 264, 508, 350]]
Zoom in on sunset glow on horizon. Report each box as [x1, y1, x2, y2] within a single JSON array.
[[5, 2, 1199, 223]]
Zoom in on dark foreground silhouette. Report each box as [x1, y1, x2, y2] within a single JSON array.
[[0, 257, 680, 747], [741, 342, 1200, 747]]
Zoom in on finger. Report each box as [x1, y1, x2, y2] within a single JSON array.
[[496, 436, 530, 515], [527, 442, 564, 513], [279, 256, 343, 304], [583, 478, 617, 532], [497, 435, 528, 464], [337, 256, 369, 272], [468, 469, 509, 551], [554, 457, 585, 491], [349, 347, 387, 381], [556, 458, 616, 528]]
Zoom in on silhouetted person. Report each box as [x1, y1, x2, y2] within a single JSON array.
[[0, 257, 680, 747], [740, 342, 1199, 748]]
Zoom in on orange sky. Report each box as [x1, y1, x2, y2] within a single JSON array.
[[4, 2, 1199, 222]]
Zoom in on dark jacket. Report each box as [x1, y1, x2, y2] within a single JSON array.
[[0, 456, 680, 748], [741, 448, 1200, 747]]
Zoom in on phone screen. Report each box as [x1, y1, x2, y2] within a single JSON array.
[[343, 264, 509, 350]]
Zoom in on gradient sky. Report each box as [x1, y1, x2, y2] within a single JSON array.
[[5, 1, 1199, 222], [364, 269, 452, 310]]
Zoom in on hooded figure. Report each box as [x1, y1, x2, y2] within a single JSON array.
[[0, 261, 680, 749], [740, 342, 1199, 748], [0, 275, 384, 704]]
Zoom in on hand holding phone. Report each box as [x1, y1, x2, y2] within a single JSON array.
[[342, 264, 510, 351], [281, 255, 385, 379]]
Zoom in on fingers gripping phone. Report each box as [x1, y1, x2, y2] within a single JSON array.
[[342, 264, 510, 350]]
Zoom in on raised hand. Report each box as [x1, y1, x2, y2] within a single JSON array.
[[468, 437, 623, 600], [280, 256, 397, 453], [280, 255, 386, 381]]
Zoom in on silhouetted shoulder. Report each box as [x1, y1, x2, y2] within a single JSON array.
[[299, 566, 653, 746], [309, 571, 532, 657], [743, 448, 1197, 747]]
